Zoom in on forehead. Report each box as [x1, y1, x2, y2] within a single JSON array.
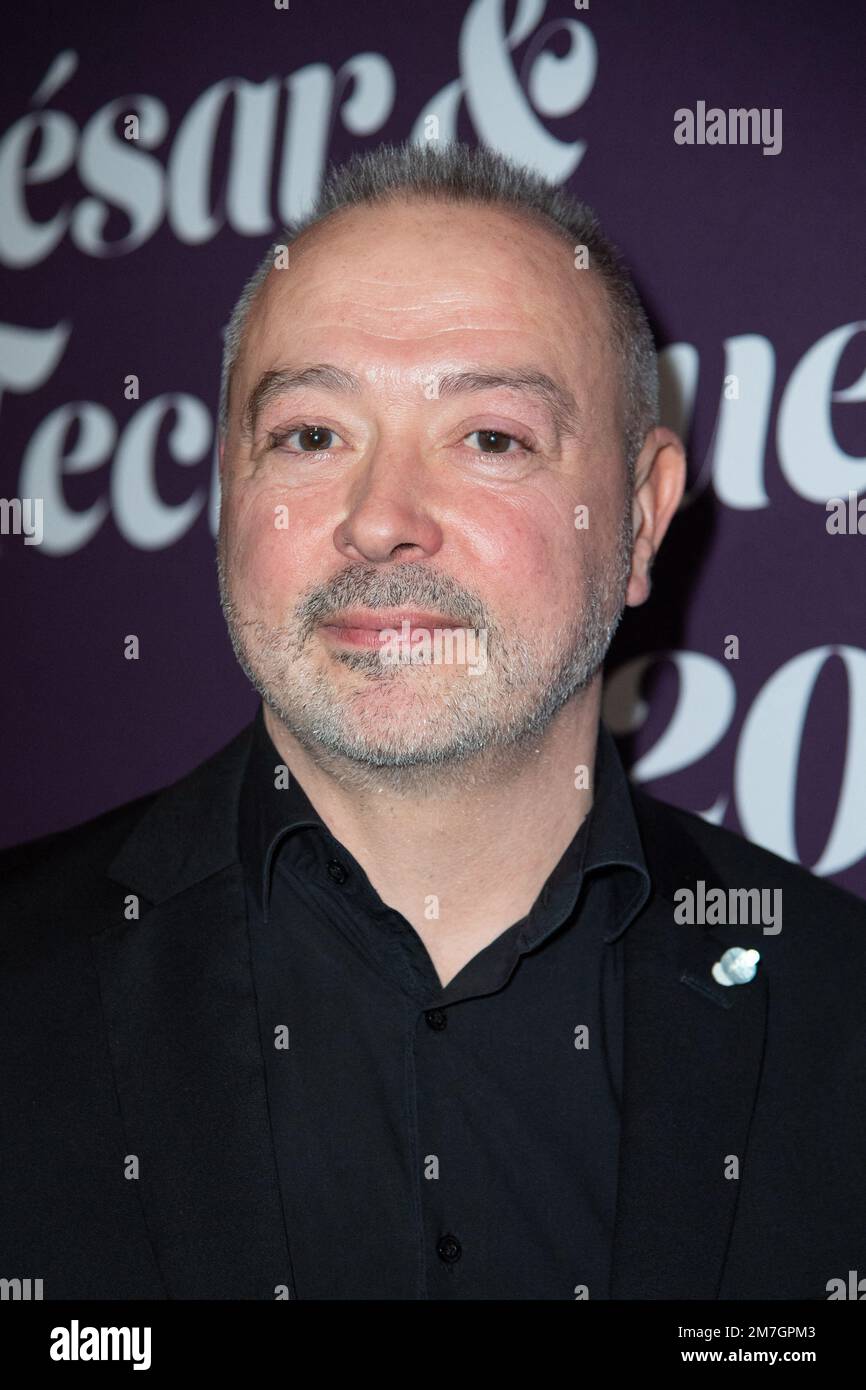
[[237, 199, 617, 411]]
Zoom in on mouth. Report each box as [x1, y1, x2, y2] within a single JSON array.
[[319, 608, 461, 649]]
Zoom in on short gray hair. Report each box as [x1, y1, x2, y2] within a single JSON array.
[[218, 140, 659, 479]]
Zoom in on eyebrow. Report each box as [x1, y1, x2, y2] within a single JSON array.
[[241, 363, 582, 442], [242, 365, 361, 439]]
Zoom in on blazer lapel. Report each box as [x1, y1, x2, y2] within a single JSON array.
[[91, 723, 295, 1299], [610, 797, 769, 1299]]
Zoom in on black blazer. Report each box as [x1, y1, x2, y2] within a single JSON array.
[[2, 719, 865, 1300]]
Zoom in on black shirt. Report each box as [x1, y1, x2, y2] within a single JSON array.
[[239, 704, 651, 1300]]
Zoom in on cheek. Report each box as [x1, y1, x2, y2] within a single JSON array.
[[468, 494, 584, 616], [223, 488, 315, 615]]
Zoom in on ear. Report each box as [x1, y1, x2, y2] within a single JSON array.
[[625, 426, 687, 608]]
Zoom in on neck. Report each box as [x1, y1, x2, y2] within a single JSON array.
[[262, 683, 602, 985]]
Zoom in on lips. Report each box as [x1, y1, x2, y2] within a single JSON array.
[[323, 609, 457, 631], [320, 609, 461, 650]]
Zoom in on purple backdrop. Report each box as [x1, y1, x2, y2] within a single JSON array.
[[2, 0, 865, 895]]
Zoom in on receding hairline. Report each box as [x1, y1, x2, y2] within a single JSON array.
[[226, 193, 619, 439], [218, 140, 660, 480]]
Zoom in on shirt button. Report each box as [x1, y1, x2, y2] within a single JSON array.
[[424, 1008, 448, 1031], [326, 859, 348, 884], [437, 1233, 462, 1264]]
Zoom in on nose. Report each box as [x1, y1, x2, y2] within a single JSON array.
[[333, 452, 444, 565]]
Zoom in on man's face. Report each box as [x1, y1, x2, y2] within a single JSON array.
[[218, 200, 633, 782]]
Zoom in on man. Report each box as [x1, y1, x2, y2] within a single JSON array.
[[2, 141, 864, 1302]]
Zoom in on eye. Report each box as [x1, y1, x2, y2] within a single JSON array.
[[265, 423, 534, 458], [268, 424, 343, 453], [464, 428, 533, 455]]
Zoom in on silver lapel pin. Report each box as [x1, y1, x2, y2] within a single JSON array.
[[712, 946, 761, 987]]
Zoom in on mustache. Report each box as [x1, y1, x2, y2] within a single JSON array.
[[295, 563, 490, 640]]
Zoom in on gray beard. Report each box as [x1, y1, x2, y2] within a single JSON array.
[[216, 511, 632, 794]]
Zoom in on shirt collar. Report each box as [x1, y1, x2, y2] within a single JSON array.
[[238, 702, 651, 940]]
